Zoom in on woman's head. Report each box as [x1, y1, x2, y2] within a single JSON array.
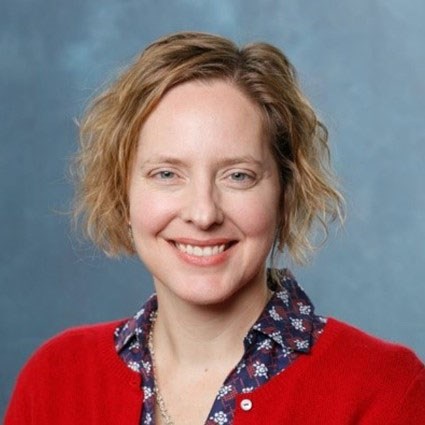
[[128, 79, 281, 304], [73, 31, 344, 264]]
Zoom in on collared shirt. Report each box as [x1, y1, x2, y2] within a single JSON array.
[[114, 269, 326, 425]]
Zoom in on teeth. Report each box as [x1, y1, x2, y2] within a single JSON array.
[[175, 243, 227, 257]]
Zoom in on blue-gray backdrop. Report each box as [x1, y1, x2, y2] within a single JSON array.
[[1, 0, 424, 417]]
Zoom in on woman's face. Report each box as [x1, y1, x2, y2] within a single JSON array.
[[128, 79, 281, 306]]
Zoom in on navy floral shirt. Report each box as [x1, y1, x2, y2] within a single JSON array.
[[114, 269, 326, 425]]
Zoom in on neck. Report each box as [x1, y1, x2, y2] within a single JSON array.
[[152, 272, 270, 369]]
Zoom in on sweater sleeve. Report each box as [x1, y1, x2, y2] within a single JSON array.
[[4, 321, 142, 425], [3, 328, 85, 424], [3, 349, 41, 424], [391, 366, 425, 424], [4, 326, 95, 424]]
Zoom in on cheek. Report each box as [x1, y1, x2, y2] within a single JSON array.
[[129, 190, 176, 236], [229, 192, 280, 238]]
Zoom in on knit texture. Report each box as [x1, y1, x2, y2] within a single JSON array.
[[5, 318, 425, 424]]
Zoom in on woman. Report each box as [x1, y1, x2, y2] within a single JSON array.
[[5, 32, 425, 424]]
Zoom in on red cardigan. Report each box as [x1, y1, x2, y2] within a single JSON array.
[[4, 318, 425, 424]]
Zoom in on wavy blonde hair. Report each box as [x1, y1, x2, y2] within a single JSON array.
[[72, 31, 344, 264]]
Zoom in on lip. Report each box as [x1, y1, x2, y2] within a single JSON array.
[[170, 238, 235, 246], [168, 238, 237, 267]]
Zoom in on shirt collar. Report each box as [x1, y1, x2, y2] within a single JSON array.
[[246, 268, 318, 354], [115, 294, 157, 354], [115, 268, 319, 355]]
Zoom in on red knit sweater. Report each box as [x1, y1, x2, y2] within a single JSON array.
[[4, 318, 425, 424]]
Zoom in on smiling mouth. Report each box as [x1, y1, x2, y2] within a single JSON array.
[[173, 242, 235, 257]]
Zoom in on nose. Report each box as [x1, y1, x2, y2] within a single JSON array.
[[181, 180, 224, 229]]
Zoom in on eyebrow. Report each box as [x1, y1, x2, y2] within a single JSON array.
[[217, 156, 264, 167], [140, 156, 186, 167], [141, 155, 264, 168]]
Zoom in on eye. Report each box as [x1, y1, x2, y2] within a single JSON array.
[[230, 171, 251, 181], [156, 170, 175, 179], [149, 169, 180, 184], [224, 170, 257, 188]]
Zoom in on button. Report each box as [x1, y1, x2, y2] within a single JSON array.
[[240, 398, 252, 411]]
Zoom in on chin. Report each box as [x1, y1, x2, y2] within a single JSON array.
[[161, 276, 243, 307]]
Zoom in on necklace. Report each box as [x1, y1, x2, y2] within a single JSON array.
[[148, 311, 176, 425]]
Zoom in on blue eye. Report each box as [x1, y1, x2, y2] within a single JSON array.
[[231, 172, 250, 181], [158, 170, 175, 179]]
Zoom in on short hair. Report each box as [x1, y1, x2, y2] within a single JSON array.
[[72, 31, 344, 264]]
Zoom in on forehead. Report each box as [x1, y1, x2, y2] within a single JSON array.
[[137, 79, 269, 158]]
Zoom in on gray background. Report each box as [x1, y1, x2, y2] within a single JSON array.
[[1, 0, 424, 417]]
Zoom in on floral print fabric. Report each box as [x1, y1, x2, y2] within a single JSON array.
[[114, 269, 326, 425]]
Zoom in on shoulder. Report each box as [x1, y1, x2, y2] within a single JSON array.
[[322, 318, 424, 375], [41, 320, 123, 347], [15, 320, 126, 382], [5, 320, 142, 423], [314, 318, 425, 421], [272, 318, 425, 422], [34, 320, 122, 354]]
